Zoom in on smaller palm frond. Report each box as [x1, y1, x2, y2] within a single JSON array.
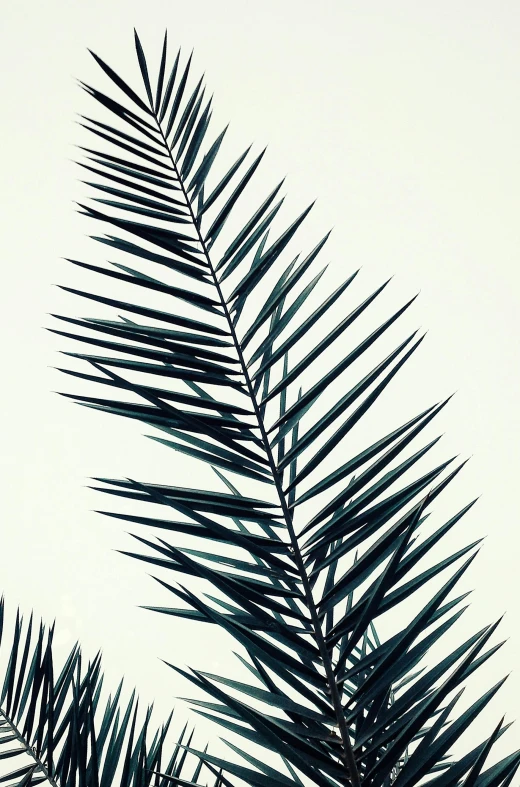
[[0, 598, 220, 787]]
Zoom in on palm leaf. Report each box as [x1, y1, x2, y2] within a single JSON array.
[[53, 32, 518, 787], [0, 598, 216, 787]]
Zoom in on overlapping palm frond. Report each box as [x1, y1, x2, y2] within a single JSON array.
[[0, 598, 220, 787], [52, 30, 520, 787]]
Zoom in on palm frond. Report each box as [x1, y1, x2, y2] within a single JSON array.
[[0, 598, 218, 787], [53, 30, 519, 787]]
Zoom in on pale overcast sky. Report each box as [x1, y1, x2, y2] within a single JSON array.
[[1, 0, 520, 775]]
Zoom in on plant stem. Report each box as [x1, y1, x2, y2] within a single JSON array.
[[149, 105, 361, 787], [0, 708, 58, 787]]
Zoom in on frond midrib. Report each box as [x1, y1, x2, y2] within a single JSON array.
[[0, 707, 56, 787], [142, 95, 362, 787]]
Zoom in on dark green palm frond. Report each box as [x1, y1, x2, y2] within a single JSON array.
[[53, 30, 519, 787], [0, 598, 219, 787]]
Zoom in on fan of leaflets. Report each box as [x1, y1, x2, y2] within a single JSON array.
[[0, 598, 220, 787], [51, 30, 520, 787]]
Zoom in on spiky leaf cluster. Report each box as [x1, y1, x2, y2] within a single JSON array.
[[0, 599, 219, 787]]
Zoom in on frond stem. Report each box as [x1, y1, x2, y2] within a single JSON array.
[[0, 708, 58, 787], [150, 107, 361, 787]]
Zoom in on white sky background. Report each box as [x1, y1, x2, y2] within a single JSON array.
[[1, 0, 520, 777]]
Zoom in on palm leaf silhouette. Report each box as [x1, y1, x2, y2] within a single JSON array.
[[46, 29, 519, 787], [0, 598, 217, 787]]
